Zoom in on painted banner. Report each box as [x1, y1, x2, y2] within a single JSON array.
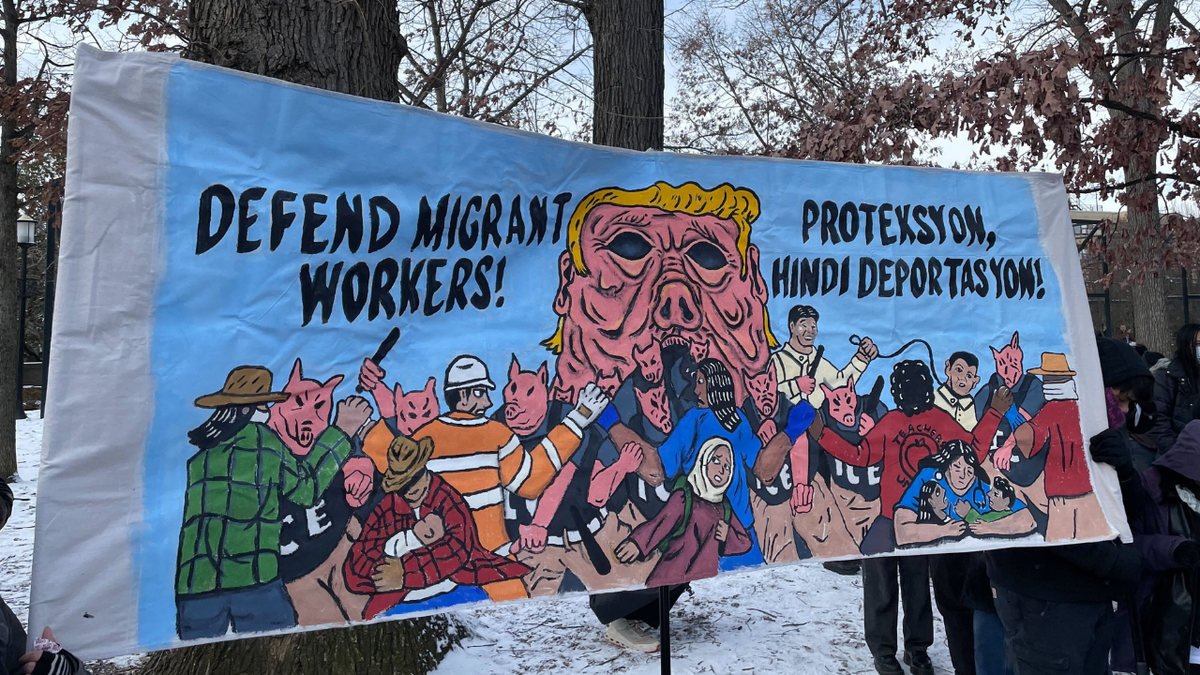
[[30, 46, 1126, 660]]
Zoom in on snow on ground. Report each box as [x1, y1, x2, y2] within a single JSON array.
[[438, 563, 955, 675], [2, 418, 43, 625], [2, 419, 956, 674]]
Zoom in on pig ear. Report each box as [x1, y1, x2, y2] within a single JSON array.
[[1010, 331, 1019, 348], [425, 377, 437, 394], [847, 375, 856, 392], [509, 354, 521, 381], [537, 362, 549, 387], [322, 374, 345, 393], [394, 381, 405, 397], [288, 358, 303, 387], [820, 383, 834, 399], [991, 346, 1001, 359]]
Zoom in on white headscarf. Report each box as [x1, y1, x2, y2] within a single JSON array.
[[688, 437, 734, 503]]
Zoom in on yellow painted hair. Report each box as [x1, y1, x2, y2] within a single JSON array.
[[542, 181, 779, 354]]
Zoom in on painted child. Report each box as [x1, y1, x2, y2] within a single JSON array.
[[613, 438, 753, 587], [964, 477, 1018, 523]]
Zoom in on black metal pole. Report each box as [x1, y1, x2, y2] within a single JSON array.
[[659, 585, 671, 675], [39, 226, 54, 418], [14, 243, 28, 420]]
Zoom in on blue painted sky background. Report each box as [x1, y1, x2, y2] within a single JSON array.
[[138, 60, 1068, 650]]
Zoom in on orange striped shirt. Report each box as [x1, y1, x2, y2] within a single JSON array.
[[362, 411, 582, 552]]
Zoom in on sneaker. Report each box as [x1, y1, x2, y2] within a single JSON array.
[[604, 618, 660, 653], [903, 650, 934, 675], [873, 655, 903, 675]]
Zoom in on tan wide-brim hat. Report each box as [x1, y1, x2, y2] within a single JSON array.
[[382, 435, 436, 493], [1027, 352, 1076, 377], [194, 365, 290, 408]]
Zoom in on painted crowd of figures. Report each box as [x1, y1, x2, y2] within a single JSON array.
[[171, 182, 1103, 639], [173, 316, 1103, 639]]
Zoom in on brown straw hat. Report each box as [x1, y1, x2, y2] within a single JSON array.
[[382, 436, 436, 493], [194, 366, 290, 408], [1027, 352, 1076, 378]]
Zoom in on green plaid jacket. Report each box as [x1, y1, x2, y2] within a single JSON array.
[[175, 422, 352, 596]]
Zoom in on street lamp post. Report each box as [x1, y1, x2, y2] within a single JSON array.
[[14, 214, 34, 420]]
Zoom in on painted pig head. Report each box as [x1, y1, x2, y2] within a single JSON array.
[[633, 340, 663, 384], [268, 359, 344, 456], [634, 384, 673, 434], [821, 376, 859, 428], [990, 332, 1024, 389], [746, 371, 778, 419], [395, 377, 439, 436], [547, 193, 773, 406], [504, 356, 550, 436]]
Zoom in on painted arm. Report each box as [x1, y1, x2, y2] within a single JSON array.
[[719, 515, 753, 558], [395, 508, 471, 590], [818, 423, 883, 467], [967, 509, 1036, 538], [893, 508, 967, 547], [628, 492, 686, 558], [588, 442, 643, 506], [657, 410, 699, 480], [280, 427, 354, 507], [344, 500, 398, 594], [969, 408, 1003, 462]]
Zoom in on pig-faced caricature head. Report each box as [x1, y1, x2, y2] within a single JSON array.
[[268, 359, 344, 456], [395, 377, 439, 436], [543, 182, 777, 404], [633, 340, 664, 384], [745, 371, 778, 419], [634, 384, 673, 434], [990, 331, 1024, 389], [821, 375, 859, 428], [503, 355, 550, 436]]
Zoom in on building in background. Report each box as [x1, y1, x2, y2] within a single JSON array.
[[1073, 210, 1200, 342]]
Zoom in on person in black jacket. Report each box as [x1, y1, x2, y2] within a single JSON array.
[[1150, 323, 1200, 455], [986, 338, 1148, 675], [1, 481, 90, 675]]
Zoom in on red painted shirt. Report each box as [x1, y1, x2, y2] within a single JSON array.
[[820, 407, 1002, 519], [344, 472, 531, 619], [1025, 399, 1090, 498]]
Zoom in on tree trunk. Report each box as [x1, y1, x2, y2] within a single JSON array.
[[585, 0, 664, 150], [0, 0, 22, 480], [147, 4, 457, 674], [186, 0, 406, 101], [139, 614, 460, 675], [1124, 154, 1172, 353]]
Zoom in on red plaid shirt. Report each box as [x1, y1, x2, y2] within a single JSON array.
[[345, 472, 530, 618]]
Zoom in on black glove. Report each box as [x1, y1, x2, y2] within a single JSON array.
[[1089, 429, 1133, 475], [1175, 540, 1200, 570]]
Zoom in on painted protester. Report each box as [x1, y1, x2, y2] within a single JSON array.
[[360, 353, 610, 602], [269, 360, 377, 626], [814, 359, 1009, 554], [893, 440, 1035, 547], [653, 358, 764, 568], [613, 437, 753, 586], [817, 375, 890, 550], [174, 366, 366, 639], [343, 435, 532, 620], [974, 332, 1049, 513], [1008, 352, 1112, 541], [497, 356, 650, 596], [768, 304, 879, 409]]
